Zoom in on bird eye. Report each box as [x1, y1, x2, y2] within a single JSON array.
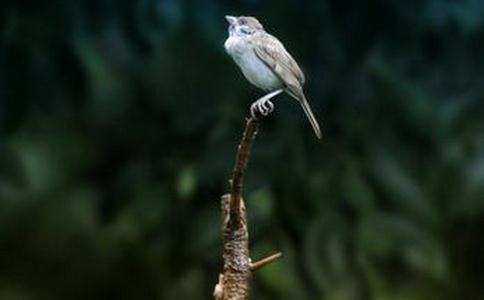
[[240, 26, 252, 35]]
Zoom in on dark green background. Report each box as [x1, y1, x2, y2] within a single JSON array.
[[1, 0, 484, 299]]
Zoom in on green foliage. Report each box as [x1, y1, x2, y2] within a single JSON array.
[[1, 0, 484, 299]]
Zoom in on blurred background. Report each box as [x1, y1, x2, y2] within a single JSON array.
[[1, 0, 484, 299]]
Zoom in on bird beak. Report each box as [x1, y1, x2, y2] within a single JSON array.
[[225, 15, 237, 25]]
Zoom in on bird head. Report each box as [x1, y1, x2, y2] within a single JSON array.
[[225, 16, 264, 37]]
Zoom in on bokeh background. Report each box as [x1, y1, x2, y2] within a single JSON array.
[[1, 0, 484, 299]]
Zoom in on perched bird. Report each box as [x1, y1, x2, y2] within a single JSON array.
[[224, 15, 322, 139]]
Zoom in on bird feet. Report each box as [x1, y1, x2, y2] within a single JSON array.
[[250, 98, 274, 118], [250, 89, 284, 119]]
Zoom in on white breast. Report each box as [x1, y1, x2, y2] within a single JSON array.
[[225, 36, 282, 91]]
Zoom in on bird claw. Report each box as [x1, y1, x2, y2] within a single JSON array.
[[251, 98, 274, 119], [249, 89, 283, 119]]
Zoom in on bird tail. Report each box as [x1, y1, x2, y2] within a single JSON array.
[[299, 95, 322, 139]]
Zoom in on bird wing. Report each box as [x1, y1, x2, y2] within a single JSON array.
[[252, 33, 305, 94], [253, 33, 322, 139]]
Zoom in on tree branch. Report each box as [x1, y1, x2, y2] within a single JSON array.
[[214, 115, 282, 300], [229, 117, 258, 229], [250, 252, 283, 272]]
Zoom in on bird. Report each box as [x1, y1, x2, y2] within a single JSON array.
[[224, 15, 322, 139]]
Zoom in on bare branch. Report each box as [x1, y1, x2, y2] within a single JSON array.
[[250, 252, 283, 272], [229, 117, 258, 229], [215, 99, 284, 299]]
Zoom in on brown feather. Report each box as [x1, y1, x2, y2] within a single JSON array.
[[252, 32, 321, 139], [252, 33, 305, 85], [228, 16, 322, 139], [237, 16, 264, 30]]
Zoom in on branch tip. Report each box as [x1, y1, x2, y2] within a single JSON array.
[[250, 252, 283, 271]]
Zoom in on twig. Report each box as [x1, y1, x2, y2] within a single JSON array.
[[216, 117, 258, 300], [214, 103, 283, 299], [250, 252, 283, 272], [229, 117, 258, 229]]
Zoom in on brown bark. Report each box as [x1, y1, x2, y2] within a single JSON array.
[[213, 117, 282, 300]]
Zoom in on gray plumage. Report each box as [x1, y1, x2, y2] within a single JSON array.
[[224, 16, 322, 139]]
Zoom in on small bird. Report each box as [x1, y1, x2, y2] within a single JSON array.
[[224, 15, 322, 139]]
